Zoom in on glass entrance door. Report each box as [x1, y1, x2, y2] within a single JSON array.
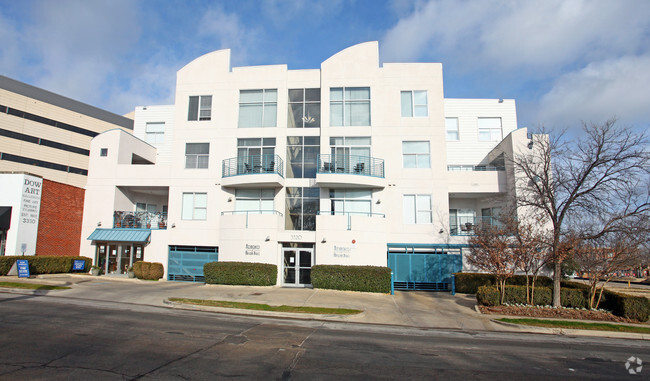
[[283, 248, 313, 286]]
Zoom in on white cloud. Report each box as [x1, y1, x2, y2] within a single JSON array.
[[535, 55, 650, 129], [198, 5, 261, 65]]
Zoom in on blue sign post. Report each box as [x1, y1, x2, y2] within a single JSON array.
[[73, 260, 85, 271], [17, 260, 30, 278]]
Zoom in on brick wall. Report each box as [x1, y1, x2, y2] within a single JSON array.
[[36, 179, 85, 256]]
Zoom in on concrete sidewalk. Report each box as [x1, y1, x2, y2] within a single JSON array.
[[2, 274, 648, 340]]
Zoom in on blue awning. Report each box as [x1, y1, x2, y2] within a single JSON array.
[[87, 228, 151, 243]]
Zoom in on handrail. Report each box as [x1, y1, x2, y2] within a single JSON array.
[[222, 154, 284, 178], [317, 211, 385, 218], [449, 216, 498, 236], [220, 210, 283, 216], [317, 154, 385, 178], [447, 165, 505, 171]]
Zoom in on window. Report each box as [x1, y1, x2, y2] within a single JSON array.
[[288, 88, 320, 128], [286, 187, 319, 231], [239, 89, 277, 128], [330, 87, 370, 126], [100, 148, 108, 157], [287, 136, 319, 178], [329, 136, 371, 174], [402, 141, 430, 168], [401, 90, 428, 117], [446, 118, 459, 141], [449, 209, 476, 234], [235, 189, 274, 213], [181, 193, 207, 220], [330, 190, 371, 216], [188, 96, 212, 121], [145, 122, 165, 145], [237, 138, 275, 173], [478, 117, 502, 141], [481, 207, 502, 227], [136, 203, 157, 214], [403, 195, 432, 224], [185, 143, 209, 169]]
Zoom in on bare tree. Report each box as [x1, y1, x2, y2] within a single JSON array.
[[510, 217, 551, 305], [512, 119, 649, 307], [466, 222, 518, 304], [572, 229, 645, 309]]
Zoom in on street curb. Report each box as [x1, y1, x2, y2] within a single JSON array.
[[0, 288, 66, 296], [162, 298, 366, 323], [488, 317, 650, 341]]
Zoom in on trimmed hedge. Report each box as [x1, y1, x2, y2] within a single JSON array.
[[0, 256, 92, 275], [133, 261, 164, 281], [476, 285, 650, 321], [454, 272, 553, 294], [476, 285, 589, 308], [311, 265, 391, 293], [203, 262, 276, 286]]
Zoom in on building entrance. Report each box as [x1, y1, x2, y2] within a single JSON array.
[[95, 242, 144, 275], [282, 246, 313, 287]]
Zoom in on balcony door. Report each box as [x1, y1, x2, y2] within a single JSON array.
[[330, 137, 370, 174]]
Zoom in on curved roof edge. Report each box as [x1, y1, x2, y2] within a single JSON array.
[[322, 41, 379, 67], [177, 49, 231, 76]]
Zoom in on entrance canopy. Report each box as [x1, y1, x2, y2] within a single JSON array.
[[87, 228, 151, 243], [0, 207, 11, 229]]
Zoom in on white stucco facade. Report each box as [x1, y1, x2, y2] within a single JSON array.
[[80, 42, 535, 287]]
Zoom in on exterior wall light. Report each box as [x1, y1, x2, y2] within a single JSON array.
[[97, 221, 102, 226], [265, 236, 271, 241], [171, 223, 176, 228], [321, 237, 327, 243]]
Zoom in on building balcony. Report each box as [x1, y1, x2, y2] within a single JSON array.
[[447, 165, 507, 194], [449, 216, 498, 236], [316, 211, 386, 231], [221, 154, 284, 188], [316, 154, 386, 188], [113, 210, 167, 229]]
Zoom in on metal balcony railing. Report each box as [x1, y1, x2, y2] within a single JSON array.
[[449, 216, 498, 236], [317, 210, 385, 230], [222, 154, 284, 178], [114, 210, 167, 229], [447, 165, 505, 171], [220, 210, 283, 228], [317, 154, 385, 178]]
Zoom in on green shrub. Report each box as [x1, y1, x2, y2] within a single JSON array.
[[476, 285, 500, 306], [0, 256, 92, 275], [454, 273, 553, 294], [476, 285, 588, 308], [203, 262, 276, 286], [311, 265, 391, 293], [132, 261, 164, 281], [600, 290, 650, 322]]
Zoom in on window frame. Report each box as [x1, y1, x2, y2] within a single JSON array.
[[145, 122, 165, 145], [402, 141, 431, 168], [288, 88, 320, 128], [330, 190, 372, 216], [445, 117, 459, 141], [330, 87, 371, 127], [181, 192, 207, 220], [238, 89, 278, 128], [477, 117, 503, 142], [403, 194, 432, 224], [188, 95, 212, 121], [185, 143, 210, 169], [401, 90, 428, 117], [235, 189, 275, 214]]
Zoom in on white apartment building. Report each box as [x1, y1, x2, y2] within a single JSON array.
[[80, 42, 534, 290]]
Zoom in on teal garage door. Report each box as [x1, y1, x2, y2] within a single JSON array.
[[387, 244, 464, 291], [168, 245, 218, 282]]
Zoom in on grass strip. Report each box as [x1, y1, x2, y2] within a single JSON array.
[[0, 281, 70, 290], [169, 297, 362, 315], [498, 318, 650, 334]]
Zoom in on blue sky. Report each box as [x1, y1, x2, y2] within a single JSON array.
[[1, 0, 649, 131]]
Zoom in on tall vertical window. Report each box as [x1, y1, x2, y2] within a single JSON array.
[[145, 122, 165, 145], [329, 136, 371, 174], [235, 189, 274, 213], [330, 190, 372, 216], [181, 193, 207, 220], [402, 141, 430, 168], [185, 143, 209, 169], [188, 96, 212, 121], [288, 88, 320, 128], [237, 138, 275, 173], [403, 194, 432, 224], [286, 187, 319, 231], [401, 90, 428, 117], [287, 136, 319, 178], [478, 117, 502, 141], [239, 89, 277, 128], [446, 118, 459, 141], [330, 87, 370, 126]]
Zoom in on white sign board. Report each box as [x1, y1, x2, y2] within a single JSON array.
[[15, 175, 42, 255]]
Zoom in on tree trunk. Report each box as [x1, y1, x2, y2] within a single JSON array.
[[525, 274, 530, 305], [594, 279, 610, 310], [531, 275, 537, 306], [552, 259, 561, 307]]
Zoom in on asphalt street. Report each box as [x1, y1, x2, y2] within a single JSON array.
[[0, 292, 648, 380]]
